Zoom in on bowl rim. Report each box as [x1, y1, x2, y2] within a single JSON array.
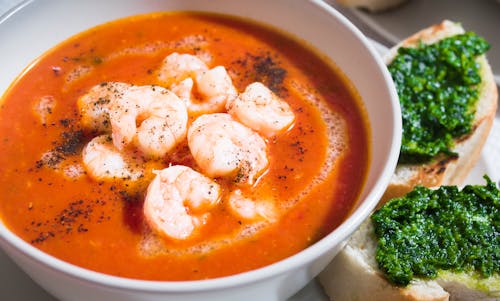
[[0, 0, 401, 293]]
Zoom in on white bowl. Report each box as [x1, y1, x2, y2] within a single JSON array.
[[0, 0, 401, 300]]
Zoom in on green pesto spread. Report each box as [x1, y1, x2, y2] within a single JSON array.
[[371, 176, 500, 286], [388, 32, 490, 164]]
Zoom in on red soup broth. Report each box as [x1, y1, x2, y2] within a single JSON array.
[[0, 12, 370, 280]]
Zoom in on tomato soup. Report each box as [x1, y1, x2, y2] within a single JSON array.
[[0, 12, 369, 280]]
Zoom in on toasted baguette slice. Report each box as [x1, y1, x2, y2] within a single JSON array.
[[335, 0, 408, 12], [380, 20, 498, 204], [318, 220, 499, 301], [318, 21, 499, 301]]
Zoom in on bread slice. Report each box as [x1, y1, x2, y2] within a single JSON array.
[[380, 20, 498, 204], [319, 220, 499, 301], [335, 0, 408, 12], [318, 21, 499, 301]]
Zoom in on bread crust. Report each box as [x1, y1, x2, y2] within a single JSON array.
[[380, 20, 498, 204]]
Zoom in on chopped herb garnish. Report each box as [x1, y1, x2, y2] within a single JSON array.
[[388, 32, 490, 163], [372, 176, 499, 286]]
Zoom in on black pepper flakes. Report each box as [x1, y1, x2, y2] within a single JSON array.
[[36, 129, 88, 169], [56, 130, 85, 155], [28, 198, 110, 244], [232, 52, 288, 94], [59, 119, 72, 128]]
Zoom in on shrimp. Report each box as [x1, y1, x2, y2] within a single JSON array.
[[188, 113, 268, 185], [227, 189, 277, 222], [78, 82, 188, 158], [81, 135, 144, 181], [77, 82, 131, 133], [33, 95, 56, 125], [227, 82, 295, 137], [158, 53, 237, 115], [157, 52, 208, 87], [189, 66, 238, 114], [107, 84, 188, 158], [143, 165, 221, 240]]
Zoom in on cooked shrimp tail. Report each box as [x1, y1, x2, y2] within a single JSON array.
[[143, 165, 221, 240], [158, 53, 237, 115], [82, 134, 144, 181], [227, 189, 277, 222], [227, 82, 295, 137], [187, 113, 269, 185]]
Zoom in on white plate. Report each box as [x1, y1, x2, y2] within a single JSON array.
[[348, 0, 500, 85], [0, 2, 498, 300]]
